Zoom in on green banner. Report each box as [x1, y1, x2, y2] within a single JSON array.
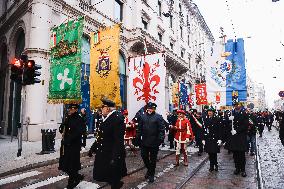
[[48, 17, 84, 104]]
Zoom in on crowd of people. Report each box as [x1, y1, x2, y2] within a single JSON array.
[[57, 99, 284, 189]]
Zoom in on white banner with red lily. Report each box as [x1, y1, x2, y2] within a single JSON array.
[[128, 53, 166, 121]]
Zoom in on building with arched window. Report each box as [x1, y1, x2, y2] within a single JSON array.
[[0, 0, 214, 141]]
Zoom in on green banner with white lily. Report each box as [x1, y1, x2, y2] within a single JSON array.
[[48, 17, 84, 104]]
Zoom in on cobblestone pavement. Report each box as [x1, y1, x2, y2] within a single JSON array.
[[258, 127, 284, 189], [182, 148, 257, 189]]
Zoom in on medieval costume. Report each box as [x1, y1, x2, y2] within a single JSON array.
[[123, 110, 137, 156]]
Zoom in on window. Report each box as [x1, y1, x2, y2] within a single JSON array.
[[180, 26, 183, 39], [169, 16, 173, 28], [142, 19, 148, 30], [170, 43, 174, 50], [114, 0, 123, 22], [187, 35, 190, 46], [158, 33, 163, 42], [181, 50, 184, 58], [158, 1, 162, 17]]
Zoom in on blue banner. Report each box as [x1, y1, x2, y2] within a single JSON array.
[[225, 38, 247, 105]]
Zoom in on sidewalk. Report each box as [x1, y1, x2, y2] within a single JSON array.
[[0, 135, 95, 176]]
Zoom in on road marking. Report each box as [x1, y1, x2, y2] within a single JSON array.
[[136, 164, 175, 189], [20, 175, 68, 189], [74, 181, 100, 189], [0, 171, 42, 186]]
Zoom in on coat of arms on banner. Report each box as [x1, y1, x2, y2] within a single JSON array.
[[96, 52, 111, 78], [210, 59, 241, 87], [133, 59, 161, 103]]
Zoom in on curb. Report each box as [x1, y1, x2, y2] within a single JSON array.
[[0, 151, 89, 178]]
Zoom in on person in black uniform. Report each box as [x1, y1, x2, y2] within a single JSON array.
[[59, 104, 85, 189], [279, 111, 284, 146], [247, 111, 257, 156], [225, 103, 249, 177], [136, 102, 165, 183], [257, 112, 265, 137], [190, 110, 204, 156], [88, 99, 127, 189], [167, 108, 178, 149], [202, 107, 221, 172]]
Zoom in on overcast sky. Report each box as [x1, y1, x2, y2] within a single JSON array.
[[194, 0, 284, 108]]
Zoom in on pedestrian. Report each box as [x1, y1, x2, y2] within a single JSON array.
[[257, 112, 264, 137], [80, 108, 88, 150], [167, 108, 178, 149], [58, 104, 85, 189], [173, 109, 194, 166], [123, 109, 137, 156], [190, 110, 204, 156], [247, 111, 257, 156], [225, 103, 249, 177], [136, 102, 165, 183], [279, 111, 284, 146], [88, 99, 127, 189], [202, 107, 221, 172]]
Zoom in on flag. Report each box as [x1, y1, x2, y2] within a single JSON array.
[[48, 17, 84, 104], [172, 82, 179, 108], [206, 39, 247, 107], [195, 83, 208, 105], [90, 24, 121, 108], [128, 53, 166, 120], [180, 82, 188, 107]]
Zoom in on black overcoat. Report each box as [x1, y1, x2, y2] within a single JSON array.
[[58, 112, 85, 174], [225, 110, 249, 152], [190, 115, 204, 141], [279, 112, 284, 146], [92, 111, 127, 183], [203, 116, 221, 153]]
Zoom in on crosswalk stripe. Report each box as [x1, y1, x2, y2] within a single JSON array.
[[0, 171, 42, 186], [20, 175, 68, 189], [73, 181, 100, 189]]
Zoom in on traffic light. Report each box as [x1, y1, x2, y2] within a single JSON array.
[[10, 58, 23, 84], [23, 60, 42, 85]]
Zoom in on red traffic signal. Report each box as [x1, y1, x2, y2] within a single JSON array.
[[23, 60, 42, 85], [10, 58, 23, 83]]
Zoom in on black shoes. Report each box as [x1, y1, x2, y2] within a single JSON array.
[[241, 171, 247, 177], [67, 174, 84, 189], [209, 166, 214, 172], [111, 181, 124, 189], [234, 169, 240, 175], [198, 152, 202, 156], [214, 165, 218, 172], [148, 175, 155, 183]]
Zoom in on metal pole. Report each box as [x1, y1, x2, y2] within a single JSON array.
[[17, 86, 24, 157], [10, 82, 16, 142]]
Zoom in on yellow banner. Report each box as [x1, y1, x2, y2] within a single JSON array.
[[172, 83, 179, 108], [90, 24, 121, 108]]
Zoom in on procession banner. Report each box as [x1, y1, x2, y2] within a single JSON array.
[[48, 17, 84, 104], [128, 53, 166, 120], [172, 83, 179, 108], [90, 24, 121, 108], [206, 39, 247, 106], [195, 83, 208, 105]]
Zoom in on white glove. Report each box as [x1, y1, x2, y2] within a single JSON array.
[[185, 138, 189, 143], [217, 140, 222, 146], [202, 140, 205, 145], [229, 116, 234, 121], [231, 129, 237, 135]]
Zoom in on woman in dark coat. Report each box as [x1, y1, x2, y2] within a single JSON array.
[[202, 108, 221, 172], [59, 104, 85, 189], [88, 99, 127, 189]]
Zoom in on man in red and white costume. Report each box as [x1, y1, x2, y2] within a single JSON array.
[[123, 110, 137, 155], [174, 110, 194, 166]]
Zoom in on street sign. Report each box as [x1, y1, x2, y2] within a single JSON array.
[[279, 91, 284, 97]]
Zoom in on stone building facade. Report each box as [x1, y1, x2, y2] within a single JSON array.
[[0, 0, 214, 141]]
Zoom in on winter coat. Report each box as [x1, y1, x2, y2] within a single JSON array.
[[225, 110, 249, 152], [190, 115, 204, 140], [167, 113, 178, 142], [174, 118, 194, 143], [91, 111, 127, 183], [137, 112, 165, 148], [58, 112, 85, 174], [203, 116, 221, 153]]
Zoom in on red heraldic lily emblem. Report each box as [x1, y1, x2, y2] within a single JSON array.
[[132, 60, 161, 104]]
